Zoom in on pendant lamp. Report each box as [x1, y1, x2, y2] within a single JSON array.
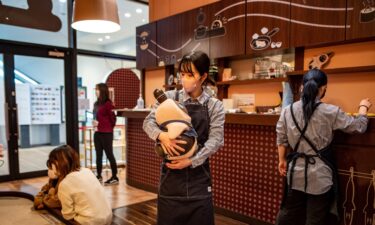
[[72, 0, 120, 33]]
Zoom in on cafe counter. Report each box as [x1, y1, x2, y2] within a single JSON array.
[[117, 109, 375, 225]]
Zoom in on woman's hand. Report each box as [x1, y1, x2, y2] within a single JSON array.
[[158, 132, 187, 156], [359, 98, 372, 115], [166, 158, 192, 170], [92, 120, 99, 127], [278, 159, 287, 176]]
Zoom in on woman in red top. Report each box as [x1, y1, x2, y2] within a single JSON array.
[[93, 83, 118, 185]]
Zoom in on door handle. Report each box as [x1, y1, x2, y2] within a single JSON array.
[[4, 102, 9, 141], [13, 105, 19, 139]]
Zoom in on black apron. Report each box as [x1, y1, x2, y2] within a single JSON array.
[[281, 102, 339, 220], [157, 91, 214, 225]]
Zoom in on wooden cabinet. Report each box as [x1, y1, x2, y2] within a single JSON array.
[[290, 0, 347, 47], [208, 0, 246, 58], [156, 14, 183, 66], [180, 7, 210, 58], [136, 23, 157, 69], [246, 0, 290, 54], [346, 0, 375, 40]]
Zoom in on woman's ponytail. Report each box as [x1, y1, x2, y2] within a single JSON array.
[[301, 69, 327, 121]]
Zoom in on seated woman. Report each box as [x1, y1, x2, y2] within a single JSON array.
[[47, 145, 112, 225]]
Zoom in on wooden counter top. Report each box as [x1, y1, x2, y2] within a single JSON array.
[[116, 109, 280, 126], [124, 110, 375, 225], [225, 113, 279, 126], [116, 109, 151, 118]]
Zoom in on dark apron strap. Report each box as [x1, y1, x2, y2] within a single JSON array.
[[288, 102, 322, 192], [290, 102, 334, 167], [290, 102, 339, 219]]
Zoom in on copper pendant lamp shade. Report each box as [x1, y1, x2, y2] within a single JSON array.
[[72, 0, 121, 33]]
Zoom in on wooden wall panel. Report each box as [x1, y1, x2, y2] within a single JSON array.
[[290, 0, 347, 47]]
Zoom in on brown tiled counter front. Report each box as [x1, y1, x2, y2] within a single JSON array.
[[117, 110, 375, 225]]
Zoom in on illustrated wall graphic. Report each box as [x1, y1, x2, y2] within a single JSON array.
[[343, 167, 357, 225], [194, 8, 227, 40], [363, 171, 375, 225], [138, 0, 355, 64], [360, 0, 375, 23], [339, 167, 375, 225], [139, 31, 149, 51], [247, 0, 351, 12], [214, 0, 352, 28], [0, 0, 62, 32], [251, 27, 281, 50]]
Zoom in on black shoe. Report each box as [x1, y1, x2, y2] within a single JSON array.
[[104, 177, 119, 186], [97, 175, 103, 182]]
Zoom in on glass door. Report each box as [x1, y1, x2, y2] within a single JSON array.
[[14, 55, 67, 174], [0, 47, 75, 182]]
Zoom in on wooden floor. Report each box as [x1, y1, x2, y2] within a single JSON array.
[[0, 144, 124, 176], [112, 199, 247, 225], [0, 169, 247, 225], [0, 169, 157, 209]]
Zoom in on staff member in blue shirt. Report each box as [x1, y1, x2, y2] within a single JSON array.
[[276, 69, 372, 225]]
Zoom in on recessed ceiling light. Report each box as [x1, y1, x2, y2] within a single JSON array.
[[142, 19, 146, 22], [98, 38, 103, 42], [124, 13, 131, 18], [105, 35, 111, 39], [136, 8, 142, 14]]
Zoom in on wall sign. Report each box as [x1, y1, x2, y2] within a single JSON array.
[[31, 85, 61, 125]]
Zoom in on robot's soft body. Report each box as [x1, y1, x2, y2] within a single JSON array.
[[154, 89, 198, 160]]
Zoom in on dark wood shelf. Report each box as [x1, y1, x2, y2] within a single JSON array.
[[116, 109, 151, 118], [286, 65, 375, 76], [163, 84, 182, 89], [216, 77, 287, 86]]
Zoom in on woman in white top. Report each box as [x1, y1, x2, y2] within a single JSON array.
[[47, 145, 112, 225]]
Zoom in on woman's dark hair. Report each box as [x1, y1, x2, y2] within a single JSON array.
[[95, 83, 111, 105], [178, 51, 214, 85], [47, 145, 80, 179], [301, 69, 328, 121]]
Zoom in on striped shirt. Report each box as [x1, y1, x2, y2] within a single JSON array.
[[143, 89, 225, 168], [276, 100, 369, 194]]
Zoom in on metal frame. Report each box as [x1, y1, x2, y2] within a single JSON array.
[[0, 41, 77, 181], [0, 0, 139, 181]]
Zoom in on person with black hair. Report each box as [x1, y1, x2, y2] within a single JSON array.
[[143, 51, 225, 225], [93, 83, 118, 185], [275, 69, 372, 225]]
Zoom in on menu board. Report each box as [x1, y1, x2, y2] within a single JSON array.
[[16, 83, 32, 125], [31, 85, 61, 125]]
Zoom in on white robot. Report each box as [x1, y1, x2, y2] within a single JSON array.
[[153, 89, 198, 160]]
